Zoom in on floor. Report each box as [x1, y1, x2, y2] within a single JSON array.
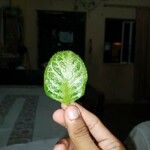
[[0, 86, 66, 148], [0, 85, 150, 148]]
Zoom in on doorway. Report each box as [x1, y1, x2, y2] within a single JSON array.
[[37, 10, 86, 69]]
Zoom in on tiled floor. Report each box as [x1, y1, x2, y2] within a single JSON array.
[[0, 86, 150, 148], [0, 86, 66, 148]]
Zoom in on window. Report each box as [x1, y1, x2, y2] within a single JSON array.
[[103, 18, 135, 63]]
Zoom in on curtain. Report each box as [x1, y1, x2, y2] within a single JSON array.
[[134, 7, 150, 101]]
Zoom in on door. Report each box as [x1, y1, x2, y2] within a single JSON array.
[[37, 10, 86, 69]]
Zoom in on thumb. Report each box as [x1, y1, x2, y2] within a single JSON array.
[[64, 105, 99, 150]]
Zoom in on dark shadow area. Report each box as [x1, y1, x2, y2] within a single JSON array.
[[102, 103, 150, 142], [0, 69, 43, 85]]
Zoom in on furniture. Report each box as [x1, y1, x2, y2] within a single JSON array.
[[125, 121, 150, 150]]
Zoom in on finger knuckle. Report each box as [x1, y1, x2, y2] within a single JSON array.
[[88, 118, 99, 131], [71, 124, 89, 139]]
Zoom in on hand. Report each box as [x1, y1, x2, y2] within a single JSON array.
[[53, 103, 125, 150]]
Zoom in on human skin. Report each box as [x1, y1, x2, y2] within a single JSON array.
[[44, 51, 125, 149], [53, 103, 126, 150]]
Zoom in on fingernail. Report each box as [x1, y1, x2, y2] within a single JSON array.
[[67, 106, 80, 120]]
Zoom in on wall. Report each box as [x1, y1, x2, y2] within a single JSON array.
[[0, 0, 9, 7], [5, 0, 150, 102]]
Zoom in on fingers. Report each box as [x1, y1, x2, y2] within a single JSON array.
[[53, 109, 65, 127], [53, 103, 124, 149], [53, 103, 117, 142], [64, 105, 99, 150], [98, 139, 125, 150], [53, 143, 67, 150], [74, 103, 119, 142], [54, 138, 75, 150], [53, 139, 69, 150], [74, 103, 125, 149]]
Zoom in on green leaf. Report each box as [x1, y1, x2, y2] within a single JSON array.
[[44, 50, 88, 105]]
